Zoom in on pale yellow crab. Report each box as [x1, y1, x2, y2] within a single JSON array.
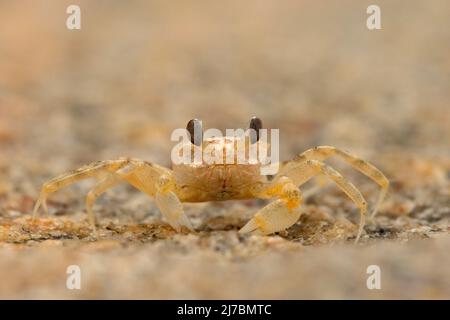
[[33, 117, 389, 242]]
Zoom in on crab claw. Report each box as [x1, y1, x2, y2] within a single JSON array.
[[171, 212, 194, 232], [155, 191, 194, 232], [239, 218, 263, 235], [239, 199, 302, 235]]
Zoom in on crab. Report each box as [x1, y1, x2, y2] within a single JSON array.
[[32, 117, 389, 242]]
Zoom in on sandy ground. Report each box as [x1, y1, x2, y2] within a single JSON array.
[[0, 0, 449, 299]]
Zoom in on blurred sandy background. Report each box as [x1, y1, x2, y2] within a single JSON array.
[[0, 0, 449, 299]]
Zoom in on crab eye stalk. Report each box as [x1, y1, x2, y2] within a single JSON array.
[[186, 118, 203, 146], [249, 116, 262, 144]]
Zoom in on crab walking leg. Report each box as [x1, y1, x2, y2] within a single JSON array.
[[32, 158, 194, 232], [283, 159, 368, 243], [285, 146, 389, 218], [239, 177, 303, 235], [85, 172, 124, 232], [32, 159, 131, 219]]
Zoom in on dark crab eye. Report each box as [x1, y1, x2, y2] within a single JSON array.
[[249, 116, 262, 143], [186, 118, 203, 146]]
